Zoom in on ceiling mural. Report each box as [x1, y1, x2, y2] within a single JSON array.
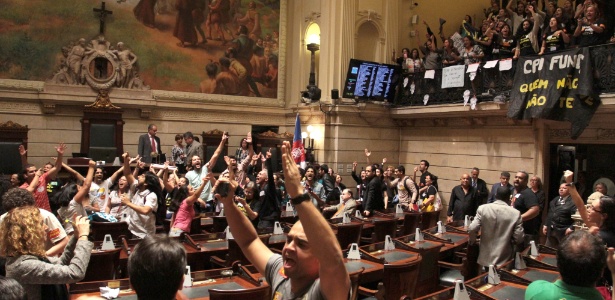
[[0, 0, 281, 98]]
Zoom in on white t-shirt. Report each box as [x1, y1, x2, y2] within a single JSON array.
[[0, 208, 67, 250], [126, 183, 158, 239], [89, 179, 112, 212], [57, 198, 87, 234]]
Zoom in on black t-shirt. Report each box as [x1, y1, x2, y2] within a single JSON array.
[[518, 33, 536, 56], [513, 187, 540, 234], [494, 35, 517, 59], [578, 18, 607, 47], [543, 30, 566, 53]]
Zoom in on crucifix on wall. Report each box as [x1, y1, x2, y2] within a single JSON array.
[[93, 2, 113, 35]]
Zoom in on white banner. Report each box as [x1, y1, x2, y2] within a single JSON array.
[[441, 65, 466, 88]]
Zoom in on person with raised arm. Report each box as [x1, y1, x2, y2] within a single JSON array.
[[19, 143, 67, 212], [214, 140, 349, 299]]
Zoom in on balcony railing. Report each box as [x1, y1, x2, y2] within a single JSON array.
[[394, 43, 615, 107]]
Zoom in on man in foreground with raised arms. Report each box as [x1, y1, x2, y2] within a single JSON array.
[[215, 141, 349, 299]]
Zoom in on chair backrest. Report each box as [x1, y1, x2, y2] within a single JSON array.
[[90, 221, 131, 241], [336, 223, 363, 250], [462, 242, 480, 279], [401, 213, 421, 236], [190, 216, 202, 234], [225, 235, 270, 266], [82, 248, 121, 282], [372, 218, 398, 243], [420, 211, 441, 230], [209, 284, 270, 300], [212, 216, 228, 233], [411, 244, 443, 298], [163, 219, 171, 234], [381, 256, 423, 300], [349, 267, 365, 300]]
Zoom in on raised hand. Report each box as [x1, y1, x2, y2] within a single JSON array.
[[55, 143, 67, 155], [18, 145, 27, 156], [224, 156, 231, 166], [88, 160, 97, 168], [281, 141, 304, 198], [364, 148, 371, 157], [246, 132, 252, 144]]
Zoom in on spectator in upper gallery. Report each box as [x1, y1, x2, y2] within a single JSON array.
[[574, 5, 607, 47], [539, 17, 570, 55], [493, 24, 517, 59], [441, 38, 462, 67], [505, 0, 528, 36], [460, 36, 484, 65], [417, 26, 442, 70], [513, 4, 544, 59]]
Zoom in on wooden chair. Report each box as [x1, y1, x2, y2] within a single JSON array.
[[399, 212, 421, 236], [210, 236, 269, 268], [358, 256, 423, 300], [394, 239, 443, 298], [361, 218, 397, 245], [90, 221, 131, 241], [439, 242, 480, 287], [349, 267, 365, 300], [209, 284, 270, 300], [335, 222, 363, 250], [211, 216, 228, 233], [82, 248, 121, 282], [420, 210, 441, 230]]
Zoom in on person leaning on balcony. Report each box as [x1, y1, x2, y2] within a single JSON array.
[[574, 5, 607, 47]]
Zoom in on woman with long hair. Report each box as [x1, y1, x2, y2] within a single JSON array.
[[168, 175, 208, 237], [441, 38, 461, 66], [235, 137, 250, 164], [1, 206, 93, 300], [574, 5, 607, 47], [104, 167, 131, 220], [120, 153, 165, 239], [493, 23, 517, 59], [56, 161, 95, 234], [513, 4, 543, 59], [566, 171, 615, 246], [539, 17, 570, 55]]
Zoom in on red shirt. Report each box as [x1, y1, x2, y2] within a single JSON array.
[[20, 172, 51, 212]]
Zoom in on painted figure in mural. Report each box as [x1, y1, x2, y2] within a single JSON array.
[[236, 1, 261, 41], [133, 0, 157, 28], [174, 0, 198, 47], [200, 62, 219, 94], [66, 38, 86, 84], [216, 57, 240, 95], [231, 25, 261, 96], [192, 0, 207, 44], [115, 42, 138, 88], [250, 41, 267, 83], [207, 0, 232, 43]]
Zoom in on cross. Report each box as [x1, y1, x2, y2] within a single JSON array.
[[93, 2, 113, 35]]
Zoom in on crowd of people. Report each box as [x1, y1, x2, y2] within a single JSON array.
[[393, 0, 614, 72], [2, 121, 615, 298]]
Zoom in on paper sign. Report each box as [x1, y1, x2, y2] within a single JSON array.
[[499, 59, 513, 71], [483, 60, 498, 69], [424, 70, 435, 79], [442, 65, 466, 88], [466, 63, 480, 73]]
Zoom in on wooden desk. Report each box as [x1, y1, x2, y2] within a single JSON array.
[[359, 242, 420, 264], [69, 272, 265, 299], [464, 274, 529, 300], [415, 285, 496, 300], [343, 258, 384, 284], [200, 217, 214, 232]]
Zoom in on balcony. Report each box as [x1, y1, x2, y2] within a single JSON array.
[[394, 43, 615, 107]]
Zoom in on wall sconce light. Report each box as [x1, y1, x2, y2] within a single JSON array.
[[301, 34, 321, 103]]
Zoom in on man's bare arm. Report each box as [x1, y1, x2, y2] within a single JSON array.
[[281, 141, 349, 300]]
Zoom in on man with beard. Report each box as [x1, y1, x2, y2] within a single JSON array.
[[512, 171, 540, 247], [385, 165, 418, 211], [318, 164, 336, 204], [447, 173, 479, 222], [185, 133, 228, 212], [212, 141, 349, 299], [20, 143, 66, 212], [183, 132, 204, 170], [221, 133, 254, 189], [249, 150, 280, 229], [363, 164, 384, 216], [302, 166, 325, 208]]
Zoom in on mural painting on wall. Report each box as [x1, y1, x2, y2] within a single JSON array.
[[0, 0, 280, 98]]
